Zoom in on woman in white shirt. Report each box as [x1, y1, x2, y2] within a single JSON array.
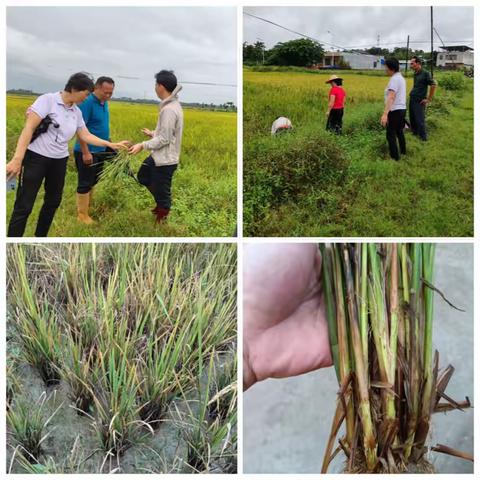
[[381, 58, 407, 161]]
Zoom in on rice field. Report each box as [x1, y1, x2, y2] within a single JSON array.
[[6, 95, 237, 237], [243, 68, 473, 237], [6, 243, 237, 473]]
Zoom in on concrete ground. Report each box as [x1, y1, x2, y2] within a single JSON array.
[[243, 244, 473, 473]]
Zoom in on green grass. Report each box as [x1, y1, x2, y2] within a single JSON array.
[[6, 95, 236, 237], [243, 69, 473, 236]]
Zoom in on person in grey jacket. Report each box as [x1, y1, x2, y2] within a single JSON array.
[[129, 70, 183, 223]]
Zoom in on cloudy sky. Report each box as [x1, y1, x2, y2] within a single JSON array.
[[244, 6, 473, 52], [7, 7, 237, 104]]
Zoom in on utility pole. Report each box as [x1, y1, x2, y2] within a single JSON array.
[[405, 35, 410, 73], [377, 34, 380, 48], [430, 6, 434, 77]]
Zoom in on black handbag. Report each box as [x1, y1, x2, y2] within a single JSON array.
[[30, 115, 60, 143]]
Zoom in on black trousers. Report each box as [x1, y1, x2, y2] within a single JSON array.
[[409, 96, 427, 141], [137, 156, 177, 209], [326, 108, 344, 134], [386, 109, 407, 161], [74, 148, 116, 194], [8, 149, 68, 237]]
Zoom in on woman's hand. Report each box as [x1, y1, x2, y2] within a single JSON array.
[[108, 140, 131, 151], [6, 158, 22, 179], [244, 244, 332, 390], [141, 128, 154, 137], [128, 143, 144, 155], [381, 113, 388, 127]]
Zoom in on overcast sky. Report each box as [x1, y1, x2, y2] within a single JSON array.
[[244, 6, 473, 52], [7, 7, 237, 104]]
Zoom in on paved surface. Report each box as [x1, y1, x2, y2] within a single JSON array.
[[243, 244, 474, 473]]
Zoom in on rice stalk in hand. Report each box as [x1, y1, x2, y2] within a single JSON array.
[[321, 243, 471, 473], [7, 392, 62, 463], [98, 151, 137, 186]]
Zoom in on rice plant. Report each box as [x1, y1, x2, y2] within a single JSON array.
[[8, 245, 62, 385], [6, 243, 237, 473], [7, 392, 62, 463], [207, 352, 237, 423], [90, 345, 149, 456], [176, 352, 237, 473], [320, 243, 472, 473], [136, 325, 192, 426]]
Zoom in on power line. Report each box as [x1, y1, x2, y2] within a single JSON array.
[[342, 40, 472, 49], [114, 74, 236, 87], [244, 10, 473, 55], [244, 11, 375, 58]]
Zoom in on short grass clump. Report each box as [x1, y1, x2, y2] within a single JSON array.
[[320, 243, 472, 473], [6, 243, 237, 473], [7, 392, 62, 463]]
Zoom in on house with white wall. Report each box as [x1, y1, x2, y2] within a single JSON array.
[[436, 46, 473, 69]]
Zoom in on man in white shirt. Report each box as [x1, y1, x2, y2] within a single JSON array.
[[381, 58, 407, 161]]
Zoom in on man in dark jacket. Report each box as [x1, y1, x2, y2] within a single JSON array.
[[409, 56, 437, 141]]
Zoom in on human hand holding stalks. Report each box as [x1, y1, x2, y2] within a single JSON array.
[[243, 244, 332, 391]]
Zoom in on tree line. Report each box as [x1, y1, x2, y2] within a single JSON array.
[[243, 39, 435, 67]]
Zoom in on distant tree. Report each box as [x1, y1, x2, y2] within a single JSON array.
[[243, 41, 266, 64], [365, 47, 389, 56], [267, 38, 324, 67]]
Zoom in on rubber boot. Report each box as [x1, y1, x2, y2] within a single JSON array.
[[155, 207, 170, 224], [89, 187, 95, 206], [76, 193, 95, 224]]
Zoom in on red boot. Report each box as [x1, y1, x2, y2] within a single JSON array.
[[155, 207, 170, 223]]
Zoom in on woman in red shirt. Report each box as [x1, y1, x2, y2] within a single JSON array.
[[325, 75, 346, 134]]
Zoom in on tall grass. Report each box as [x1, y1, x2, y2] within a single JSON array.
[[6, 243, 237, 473], [320, 243, 471, 473]]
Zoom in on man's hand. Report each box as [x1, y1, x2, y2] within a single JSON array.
[[141, 128, 154, 137], [381, 113, 388, 127], [244, 244, 332, 390], [6, 158, 22, 179], [82, 152, 93, 165], [420, 98, 430, 106], [326, 110, 330, 117], [128, 143, 144, 155]]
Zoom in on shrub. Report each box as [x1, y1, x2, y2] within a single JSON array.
[[244, 130, 348, 231], [438, 72, 466, 91]]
